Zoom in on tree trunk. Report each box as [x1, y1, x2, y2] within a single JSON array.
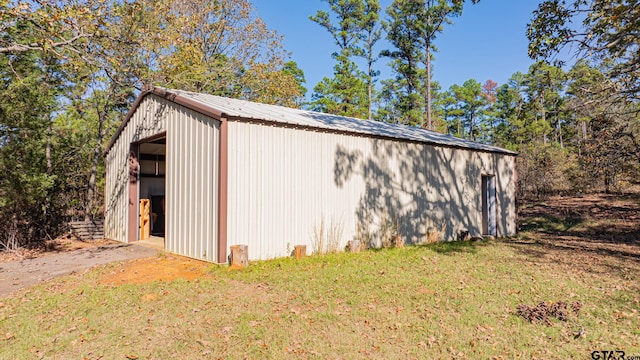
[[555, 110, 564, 149], [45, 120, 53, 224], [557, 113, 564, 148], [46, 122, 52, 174], [426, 44, 432, 130], [367, 35, 373, 121], [84, 98, 107, 221], [470, 115, 475, 141], [367, 73, 372, 120], [540, 94, 546, 144]]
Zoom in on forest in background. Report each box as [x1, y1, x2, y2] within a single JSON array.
[[0, 0, 638, 250]]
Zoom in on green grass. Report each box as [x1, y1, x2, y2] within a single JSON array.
[[1, 240, 639, 359]]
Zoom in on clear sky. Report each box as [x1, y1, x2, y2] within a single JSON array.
[[251, 0, 544, 96]]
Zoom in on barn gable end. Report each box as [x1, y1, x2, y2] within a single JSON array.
[[105, 93, 222, 262]]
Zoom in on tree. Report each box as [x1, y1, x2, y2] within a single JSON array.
[[309, 0, 374, 118], [448, 79, 486, 141], [438, 87, 464, 136], [381, 0, 425, 125], [242, 61, 307, 108], [565, 61, 640, 192], [0, 0, 302, 249], [481, 79, 498, 144], [527, 0, 640, 101], [131, 0, 293, 98], [0, 0, 100, 55], [0, 47, 60, 249], [493, 73, 527, 147], [524, 62, 566, 145], [382, 0, 478, 129], [358, 0, 382, 120], [281, 61, 308, 108]]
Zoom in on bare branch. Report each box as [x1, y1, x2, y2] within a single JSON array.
[[0, 33, 92, 54]]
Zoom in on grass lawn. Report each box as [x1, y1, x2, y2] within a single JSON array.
[[1, 194, 639, 359]]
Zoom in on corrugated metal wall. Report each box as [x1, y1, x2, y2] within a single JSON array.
[[105, 95, 220, 262], [165, 107, 219, 262], [227, 122, 516, 260]]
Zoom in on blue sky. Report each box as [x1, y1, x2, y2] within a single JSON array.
[[251, 0, 543, 96]]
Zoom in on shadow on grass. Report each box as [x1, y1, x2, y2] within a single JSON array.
[[518, 197, 640, 247], [506, 236, 640, 262], [518, 213, 584, 234], [361, 240, 488, 255], [423, 240, 490, 255], [503, 236, 640, 283]]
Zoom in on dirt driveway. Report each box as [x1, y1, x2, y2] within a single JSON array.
[[0, 243, 158, 296]]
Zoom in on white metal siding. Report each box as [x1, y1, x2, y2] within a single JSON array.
[[227, 122, 516, 260], [166, 107, 219, 262], [105, 95, 220, 262]]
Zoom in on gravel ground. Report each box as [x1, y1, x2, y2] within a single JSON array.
[[0, 243, 158, 296]]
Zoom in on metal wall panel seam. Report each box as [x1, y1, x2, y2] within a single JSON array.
[[205, 119, 211, 261], [188, 108, 195, 257], [193, 111, 201, 258]]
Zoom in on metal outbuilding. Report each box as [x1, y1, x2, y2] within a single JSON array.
[[104, 86, 517, 263]]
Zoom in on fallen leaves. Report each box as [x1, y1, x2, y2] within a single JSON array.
[[516, 300, 583, 325]]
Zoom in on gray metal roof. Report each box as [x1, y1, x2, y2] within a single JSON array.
[[165, 88, 517, 155]]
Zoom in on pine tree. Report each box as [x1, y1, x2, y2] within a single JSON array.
[[309, 0, 377, 118], [382, 0, 478, 128]]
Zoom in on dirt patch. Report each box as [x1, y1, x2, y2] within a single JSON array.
[[99, 255, 212, 285], [513, 192, 640, 275], [0, 236, 117, 264], [519, 193, 640, 247]]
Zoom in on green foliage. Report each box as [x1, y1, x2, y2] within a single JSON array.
[[380, 0, 478, 127], [0, 49, 58, 248], [438, 57, 639, 197], [0, 0, 303, 248], [310, 71, 369, 118], [308, 0, 375, 118], [527, 0, 640, 101], [447, 79, 486, 140], [282, 61, 308, 106]]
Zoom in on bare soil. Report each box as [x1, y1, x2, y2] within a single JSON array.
[[99, 255, 212, 285]]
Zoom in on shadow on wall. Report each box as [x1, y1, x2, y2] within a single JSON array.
[[334, 138, 514, 247]]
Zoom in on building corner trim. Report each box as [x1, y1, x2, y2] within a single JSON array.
[[217, 118, 229, 264]]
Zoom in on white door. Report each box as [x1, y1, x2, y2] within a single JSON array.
[[482, 175, 497, 236]]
